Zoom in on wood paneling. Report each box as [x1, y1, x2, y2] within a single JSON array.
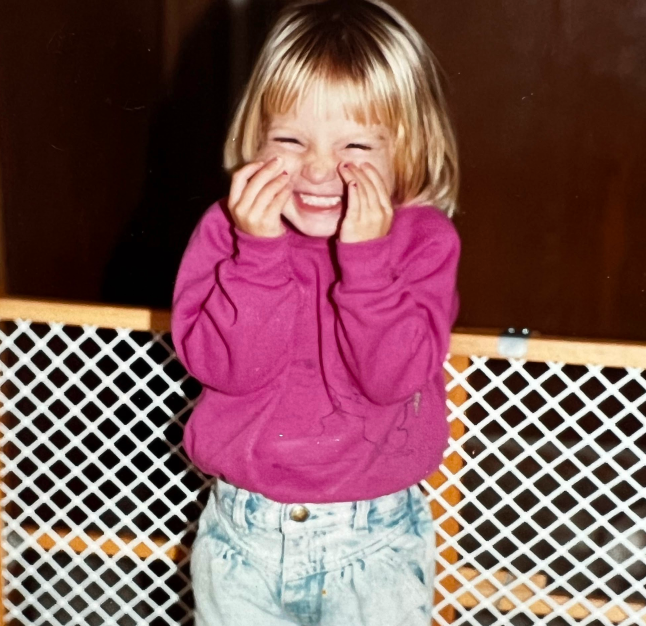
[[392, 0, 646, 341], [0, 0, 162, 300], [0, 1, 645, 340]]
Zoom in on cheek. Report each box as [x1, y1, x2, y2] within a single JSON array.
[[381, 163, 396, 195], [256, 145, 302, 178], [255, 144, 280, 162], [360, 155, 396, 195]]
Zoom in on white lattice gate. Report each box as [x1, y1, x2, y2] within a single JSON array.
[[1, 314, 645, 625], [435, 355, 646, 626]]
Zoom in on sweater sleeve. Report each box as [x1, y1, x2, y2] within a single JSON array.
[[331, 211, 460, 406], [171, 202, 297, 394]]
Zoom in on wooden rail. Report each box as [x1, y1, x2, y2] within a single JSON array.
[[0, 297, 171, 333], [2, 297, 646, 368]]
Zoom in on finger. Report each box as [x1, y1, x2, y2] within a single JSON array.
[[234, 157, 284, 213], [247, 171, 290, 222], [353, 177, 369, 221], [229, 161, 266, 208], [349, 164, 381, 216], [360, 163, 393, 212], [267, 184, 292, 221], [340, 180, 359, 239], [349, 164, 387, 224], [340, 163, 362, 215], [338, 162, 355, 185], [248, 184, 290, 238], [260, 180, 291, 237]]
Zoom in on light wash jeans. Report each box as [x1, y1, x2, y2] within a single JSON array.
[[191, 479, 435, 626]]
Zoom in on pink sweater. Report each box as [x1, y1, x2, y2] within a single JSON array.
[[172, 200, 460, 503]]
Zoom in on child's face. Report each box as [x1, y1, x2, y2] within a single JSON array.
[[256, 88, 396, 238]]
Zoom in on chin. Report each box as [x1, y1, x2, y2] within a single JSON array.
[[282, 204, 341, 238]]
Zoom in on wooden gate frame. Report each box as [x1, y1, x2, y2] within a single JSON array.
[[1, 298, 646, 625]]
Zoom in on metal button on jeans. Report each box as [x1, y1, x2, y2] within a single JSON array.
[[289, 505, 310, 522]]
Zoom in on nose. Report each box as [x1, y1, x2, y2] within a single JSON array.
[[301, 151, 339, 184]]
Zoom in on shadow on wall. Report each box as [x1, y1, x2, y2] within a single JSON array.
[[102, 0, 282, 308]]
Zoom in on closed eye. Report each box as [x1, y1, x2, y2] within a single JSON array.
[[273, 137, 302, 145], [346, 143, 372, 151]]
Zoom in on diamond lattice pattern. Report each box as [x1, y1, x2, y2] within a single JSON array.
[[1, 321, 645, 625], [431, 356, 646, 626]]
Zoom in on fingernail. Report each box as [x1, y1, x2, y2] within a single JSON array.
[[342, 163, 350, 169], [282, 171, 289, 176], [273, 156, 282, 165]]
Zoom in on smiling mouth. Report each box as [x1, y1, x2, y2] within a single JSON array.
[[295, 192, 343, 212]]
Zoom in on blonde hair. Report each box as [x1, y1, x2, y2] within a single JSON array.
[[224, 0, 459, 215]]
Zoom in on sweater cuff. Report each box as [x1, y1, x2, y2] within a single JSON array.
[[336, 235, 394, 290], [234, 229, 290, 279]]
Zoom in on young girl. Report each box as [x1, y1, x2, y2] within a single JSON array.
[[172, 1, 460, 624]]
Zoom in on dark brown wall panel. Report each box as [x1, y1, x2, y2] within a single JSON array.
[[393, 0, 646, 340], [0, 0, 161, 300], [1, 1, 645, 340]]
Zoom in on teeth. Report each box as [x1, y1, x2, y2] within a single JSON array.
[[299, 193, 341, 207]]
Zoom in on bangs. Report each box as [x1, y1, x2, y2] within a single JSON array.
[[261, 37, 400, 129]]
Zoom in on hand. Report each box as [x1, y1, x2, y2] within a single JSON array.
[[228, 157, 291, 238], [338, 163, 393, 243]]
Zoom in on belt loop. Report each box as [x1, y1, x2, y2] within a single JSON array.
[[353, 499, 370, 531], [232, 487, 249, 530], [407, 486, 418, 522]]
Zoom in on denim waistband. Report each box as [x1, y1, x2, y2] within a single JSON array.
[[213, 478, 423, 533]]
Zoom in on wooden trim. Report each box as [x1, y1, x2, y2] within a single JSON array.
[[0, 297, 171, 333], [450, 328, 646, 369], [2, 298, 646, 368]]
